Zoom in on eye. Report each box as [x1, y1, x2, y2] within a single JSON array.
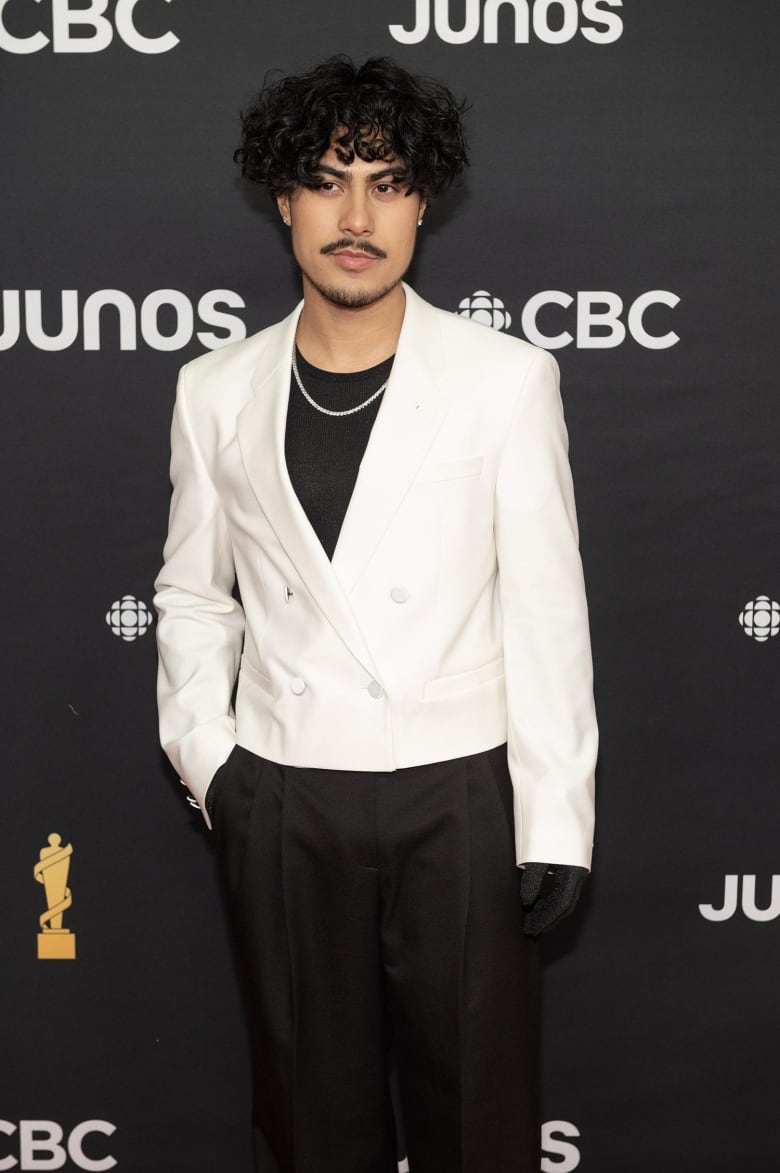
[[308, 178, 342, 194], [374, 183, 398, 195]]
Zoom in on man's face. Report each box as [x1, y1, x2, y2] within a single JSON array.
[[277, 138, 426, 310]]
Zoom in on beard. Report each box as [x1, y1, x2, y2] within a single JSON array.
[[302, 271, 404, 309]]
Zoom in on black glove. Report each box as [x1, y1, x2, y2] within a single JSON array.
[[520, 862, 589, 937]]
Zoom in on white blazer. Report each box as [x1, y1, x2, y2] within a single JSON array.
[[154, 284, 598, 869]]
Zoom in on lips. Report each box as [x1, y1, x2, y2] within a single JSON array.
[[332, 251, 378, 271]]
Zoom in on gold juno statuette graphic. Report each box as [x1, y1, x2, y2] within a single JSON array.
[[34, 833, 76, 960]]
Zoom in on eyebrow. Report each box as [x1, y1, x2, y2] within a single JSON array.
[[315, 164, 408, 183]]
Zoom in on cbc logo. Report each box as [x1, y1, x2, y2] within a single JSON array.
[[0, 1121, 115, 1171], [739, 596, 780, 643], [0, 0, 178, 54], [106, 595, 154, 642], [458, 288, 679, 349], [390, 0, 623, 45], [522, 289, 679, 349], [0, 289, 246, 353], [699, 875, 780, 922], [457, 290, 512, 331]]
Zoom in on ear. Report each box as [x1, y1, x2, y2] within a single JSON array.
[[277, 193, 291, 226], [417, 195, 428, 224]]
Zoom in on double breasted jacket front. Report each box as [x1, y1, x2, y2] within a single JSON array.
[[154, 284, 598, 869]]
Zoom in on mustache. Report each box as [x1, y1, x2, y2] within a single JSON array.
[[320, 238, 388, 259]]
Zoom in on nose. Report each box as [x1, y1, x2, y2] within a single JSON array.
[[338, 187, 373, 236]]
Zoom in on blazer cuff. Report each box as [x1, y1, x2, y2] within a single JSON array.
[[515, 824, 594, 872]]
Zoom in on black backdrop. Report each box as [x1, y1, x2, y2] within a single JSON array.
[[2, 2, 780, 1169]]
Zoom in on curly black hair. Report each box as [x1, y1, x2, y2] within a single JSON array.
[[234, 56, 469, 201]]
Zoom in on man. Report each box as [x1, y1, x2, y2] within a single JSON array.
[[155, 56, 597, 1173]]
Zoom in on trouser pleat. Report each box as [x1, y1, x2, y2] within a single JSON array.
[[377, 745, 540, 1173], [215, 751, 397, 1172]]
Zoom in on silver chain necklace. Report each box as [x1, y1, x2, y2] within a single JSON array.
[[291, 347, 388, 417]]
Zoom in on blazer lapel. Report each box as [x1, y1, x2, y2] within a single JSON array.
[[331, 285, 450, 594], [236, 304, 380, 676]]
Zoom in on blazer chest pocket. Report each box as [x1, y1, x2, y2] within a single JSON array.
[[414, 455, 484, 484]]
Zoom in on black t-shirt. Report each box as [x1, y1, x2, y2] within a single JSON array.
[[284, 348, 395, 560]]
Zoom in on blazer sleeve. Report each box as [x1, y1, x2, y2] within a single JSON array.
[[494, 348, 598, 870], [153, 364, 244, 823]]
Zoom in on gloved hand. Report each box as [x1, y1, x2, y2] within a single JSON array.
[[520, 862, 589, 937]]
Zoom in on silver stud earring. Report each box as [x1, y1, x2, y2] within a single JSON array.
[[417, 218, 424, 226]]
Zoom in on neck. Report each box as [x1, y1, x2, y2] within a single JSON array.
[[295, 280, 406, 372]]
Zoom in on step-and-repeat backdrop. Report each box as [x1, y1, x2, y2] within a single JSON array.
[[2, 2, 778, 1169]]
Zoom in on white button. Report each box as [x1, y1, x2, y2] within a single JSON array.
[[284, 585, 294, 603], [367, 680, 384, 700], [390, 586, 409, 604], [290, 677, 306, 695]]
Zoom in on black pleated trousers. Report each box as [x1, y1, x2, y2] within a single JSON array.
[[211, 742, 540, 1173]]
